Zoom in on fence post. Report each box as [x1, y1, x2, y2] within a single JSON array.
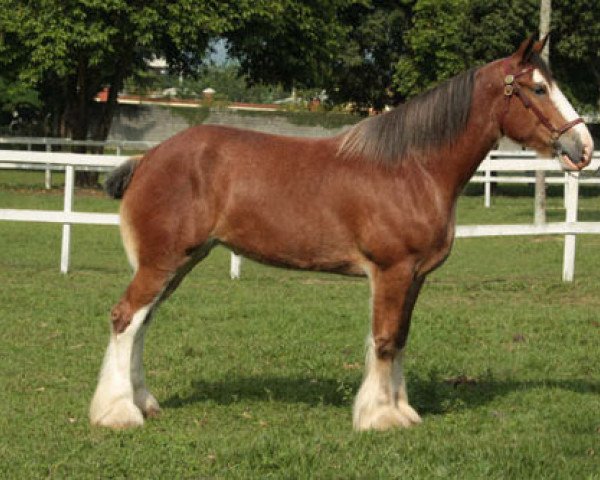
[[534, 170, 546, 225], [484, 167, 491, 208], [562, 171, 579, 282], [45, 142, 52, 189], [230, 253, 242, 279], [60, 165, 74, 274]]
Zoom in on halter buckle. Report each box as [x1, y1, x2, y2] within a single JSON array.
[[504, 85, 514, 96], [504, 74, 514, 85]]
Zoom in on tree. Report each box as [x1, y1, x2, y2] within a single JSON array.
[[0, 79, 40, 127], [393, 0, 538, 98], [551, 0, 600, 112], [226, 0, 416, 111], [325, 0, 414, 110], [391, 0, 600, 114], [0, 0, 278, 184], [226, 0, 363, 90]]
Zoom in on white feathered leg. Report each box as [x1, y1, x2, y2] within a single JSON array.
[[390, 349, 422, 425], [89, 305, 151, 428], [131, 322, 160, 417], [353, 337, 421, 431]]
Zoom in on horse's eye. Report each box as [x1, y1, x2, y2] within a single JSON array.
[[533, 84, 547, 96]]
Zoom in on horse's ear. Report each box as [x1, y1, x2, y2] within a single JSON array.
[[515, 34, 537, 64], [532, 33, 549, 54]]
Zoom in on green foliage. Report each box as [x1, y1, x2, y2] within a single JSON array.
[[0, 78, 40, 112], [226, 0, 364, 89], [0, 1, 264, 140], [325, 0, 415, 109], [392, 0, 599, 111], [0, 0, 598, 131], [192, 65, 289, 104], [168, 106, 211, 127], [123, 62, 292, 108], [395, 0, 469, 97], [551, 0, 600, 111], [394, 0, 538, 98], [0, 0, 234, 83]]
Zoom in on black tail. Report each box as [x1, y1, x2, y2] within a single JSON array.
[[104, 156, 142, 199]]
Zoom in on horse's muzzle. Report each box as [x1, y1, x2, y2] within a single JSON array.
[[554, 133, 591, 171]]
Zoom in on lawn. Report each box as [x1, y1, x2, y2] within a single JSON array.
[[0, 173, 599, 479]]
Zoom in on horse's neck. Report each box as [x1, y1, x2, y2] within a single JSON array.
[[427, 77, 502, 201]]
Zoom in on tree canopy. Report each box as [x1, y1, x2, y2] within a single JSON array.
[[323, 0, 414, 110], [394, 0, 539, 98], [0, 0, 597, 147], [0, 0, 249, 140], [551, 0, 600, 111], [393, 0, 600, 112]]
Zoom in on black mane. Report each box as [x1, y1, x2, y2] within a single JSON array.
[[339, 68, 478, 165]]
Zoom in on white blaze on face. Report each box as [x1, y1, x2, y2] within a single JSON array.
[[533, 69, 594, 161]]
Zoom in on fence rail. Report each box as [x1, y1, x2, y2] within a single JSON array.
[[0, 136, 156, 151], [0, 137, 156, 188], [0, 147, 599, 281]]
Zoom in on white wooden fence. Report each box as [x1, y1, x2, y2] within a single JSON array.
[[0, 137, 156, 189], [0, 150, 121, 273], [0, 148, 599, 281], [473, 150, 600, 209]]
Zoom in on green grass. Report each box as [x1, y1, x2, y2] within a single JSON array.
[[1, 176, 599, 479]]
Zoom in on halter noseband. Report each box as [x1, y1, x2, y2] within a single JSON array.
[[500, 59, 583, 140]]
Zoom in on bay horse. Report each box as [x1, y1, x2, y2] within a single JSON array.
[[90, 36, 593, 430]]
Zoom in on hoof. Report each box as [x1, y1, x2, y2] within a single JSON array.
[[90, 397, 144, 429], [353, 403, 422, 431], [396, 401, 422, 425], [134, 389, 161, 418]]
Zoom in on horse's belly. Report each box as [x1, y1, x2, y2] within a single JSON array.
[[217, 218, 366, 276], [233, 246, 367, 276]]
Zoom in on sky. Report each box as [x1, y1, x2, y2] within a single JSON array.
[[208, 38, 229, 66]]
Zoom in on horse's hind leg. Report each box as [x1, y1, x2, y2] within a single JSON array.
[[90, 265, 175, 428], [90, 237, 212, 429], [129, 251, 210, 419], [131, 315, 160, 418]]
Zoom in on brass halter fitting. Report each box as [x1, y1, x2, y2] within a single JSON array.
[[503, 75, 515, 96]]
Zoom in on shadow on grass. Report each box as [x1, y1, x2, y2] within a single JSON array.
[[410, 373, 600, 416], [162, 373, 600, 416], [163, 376, 357, 409]]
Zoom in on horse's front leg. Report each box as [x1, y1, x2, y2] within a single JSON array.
[[353, 262, 424, 431]]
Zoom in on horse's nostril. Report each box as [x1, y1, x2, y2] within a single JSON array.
[[556, 135, 584, 165]]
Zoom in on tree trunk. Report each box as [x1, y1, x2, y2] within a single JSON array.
[[590, 65, 600, 113], [58, 44, 131, 188], [92, 60, 127, 146], [535, 0, 551, 225], [66, 55, 103, 187]]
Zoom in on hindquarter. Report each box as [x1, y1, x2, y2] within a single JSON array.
[[118, 134, 225, 269]]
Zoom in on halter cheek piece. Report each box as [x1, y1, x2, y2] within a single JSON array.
[[500, 59, 583, 140]]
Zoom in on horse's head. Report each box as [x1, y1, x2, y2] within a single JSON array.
[[498, 35, 594, 171]]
